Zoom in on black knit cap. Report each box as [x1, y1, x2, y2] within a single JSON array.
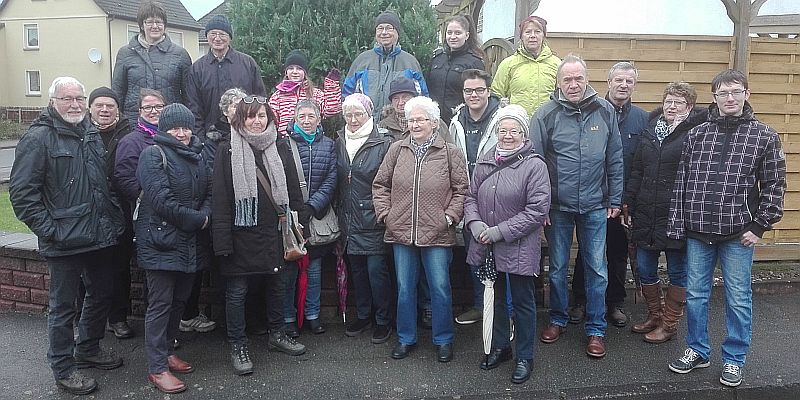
[[283, 49, 309, 72], [88, 86, 120, 107], [158, 103, 195, 134], [388, 77, 418, 100], [375, 10, 402, 33], [205, 14, 233, 38]]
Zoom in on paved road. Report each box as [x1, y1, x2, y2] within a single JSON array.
[[0, 146, 15, 183], [1, 283, 799, 399]]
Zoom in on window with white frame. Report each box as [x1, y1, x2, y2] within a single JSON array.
[[127, 24, 139, 41], [168, 30, 184, 47], [26, 71, 41, 96], [24, 24, 39, 49]]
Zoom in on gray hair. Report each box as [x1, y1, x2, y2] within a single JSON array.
[[403, 96, 440, 123], [556, 53, 587, 81], [48, 77, 85, 98], [219, 87, 247, 114], [295, 98, 321, 119], [608, 61, 638, 81]]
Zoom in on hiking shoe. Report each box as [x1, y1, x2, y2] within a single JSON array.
[[284, 323, 300, 338], [720, 363, 743, 387], [455, 308, 482, 325], [231, 344, 254, 375], [568, 304, 585, 324], [420, 309, 433, 329], [74, 349, 123, 370], [345, 318, 371, 337], [56, 370, 97, 395], [179, 313, 217, 333], [268, 331, 306, 356], [371, 324, 392, 344], [669, 348, 710, 374]]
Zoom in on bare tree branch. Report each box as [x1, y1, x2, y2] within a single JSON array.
[[721, 0, 740, 22]]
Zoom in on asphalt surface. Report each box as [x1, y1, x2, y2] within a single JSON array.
[[1, 283, 799, 400]]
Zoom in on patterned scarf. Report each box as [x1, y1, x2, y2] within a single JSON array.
[[411, 131, 437, 161], [495, 141, 526, 162], [229, 122, 289, 226], [397, 114, 409, 132], [654, 117, 670, 143], [137, 119, 158, 137]]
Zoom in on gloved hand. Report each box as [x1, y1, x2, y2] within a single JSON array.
[[469, 221, 489, 241], [480, 226, 503, 243], [326, 68, 341, 81], [298, 204, 315, 224]]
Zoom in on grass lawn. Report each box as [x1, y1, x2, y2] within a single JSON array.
[[0, 190, 31, 233]]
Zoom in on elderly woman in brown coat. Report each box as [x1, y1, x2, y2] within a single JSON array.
[[373, 96, 468, 363]]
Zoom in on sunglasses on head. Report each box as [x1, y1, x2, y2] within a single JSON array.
[[242, 96, 268, 104]]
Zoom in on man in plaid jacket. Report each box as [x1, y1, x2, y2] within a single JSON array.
[[665, 69, 786, 387]]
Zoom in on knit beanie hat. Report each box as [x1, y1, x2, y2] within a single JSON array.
[[205, 15, 233, 38], [88, 87, 120, 107], [158, 103, 195, 134], [343, 93, 374, 116], [283, 49, 309, 72], [494, 104, 530, 137], [388, 77, 418, 100], [375, 10, 402, 33], [519, 15, 547, 37]]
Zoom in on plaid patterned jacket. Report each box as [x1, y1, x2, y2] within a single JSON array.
[[667, 103, 786, 240]]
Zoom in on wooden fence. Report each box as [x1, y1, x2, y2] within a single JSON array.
[[484, 33, 799, 244]]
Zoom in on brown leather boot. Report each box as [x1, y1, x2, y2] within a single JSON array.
[[645, 286, 685, 344], [631, 283, 663, 333]]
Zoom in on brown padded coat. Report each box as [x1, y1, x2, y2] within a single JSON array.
[[372, 134, 468, 247]]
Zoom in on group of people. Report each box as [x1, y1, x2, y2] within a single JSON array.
[[8, 1, 787, 396]]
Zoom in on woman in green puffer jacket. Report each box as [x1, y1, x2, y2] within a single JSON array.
[[491, 16, 560, 117]]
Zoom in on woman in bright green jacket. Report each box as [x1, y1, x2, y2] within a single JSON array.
[[491, 16, 561, 117]]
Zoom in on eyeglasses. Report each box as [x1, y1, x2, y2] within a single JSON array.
[[375, 25, 396, 33], [242, 96, 268, 104], [144, 20, 164, 27], [463, 87, 487, 95], [714, 89, 746, 99], [207, 31, 229, 39], [407, 118, 430, 125], [54, 96, 87, 103], [344, 112, 366, 120], [92, 103, 117, 110], [498, 129, 523, 137], [663, 99, 688, 107], [139, 104, 165, 113]]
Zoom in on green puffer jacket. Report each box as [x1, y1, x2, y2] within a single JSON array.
[[491, 43, 560, 117]]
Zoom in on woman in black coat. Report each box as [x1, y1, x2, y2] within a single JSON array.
[[623, 82, 708, 344], [427, 14, 485, 126], [211, 96, 307, 376], [335, 94, 394, 342], [136, 104, 211, 394]]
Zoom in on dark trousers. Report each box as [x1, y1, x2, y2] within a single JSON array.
[[181, 271, 204, 320], [572, 217, 628, 306], [47, 248, 114, 380], [75, 237, 133, 324], [227, 273, 285, 345], [145, 270, 195, 374], [349, 254, 392, 326], [492, 272, 536, 361]]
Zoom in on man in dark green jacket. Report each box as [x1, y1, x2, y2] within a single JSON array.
[[10, 77, 125, 396]]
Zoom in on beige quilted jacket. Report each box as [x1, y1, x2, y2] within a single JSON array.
[[372, 135, 468, 247]]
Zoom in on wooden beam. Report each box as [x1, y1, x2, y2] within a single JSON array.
[[721, 0, 739, 22]]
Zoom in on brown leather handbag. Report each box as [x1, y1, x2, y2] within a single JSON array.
[[255, 168, 307, 261]]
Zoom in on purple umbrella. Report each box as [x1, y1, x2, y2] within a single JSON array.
[[334, 241, 348, 323]]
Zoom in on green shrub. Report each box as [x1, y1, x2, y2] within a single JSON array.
[[0, 118, 26, 141]]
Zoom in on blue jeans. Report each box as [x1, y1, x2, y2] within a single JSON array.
[[46, 248, 114, 380], [493, 272, 536, 360], [393, 244, 454, 345], [637, 247, 687, 287], [685, 237, 753, 367], [349, 254, 392, 325], [283, 257, 323, 322], [545, 209, 608, 336]]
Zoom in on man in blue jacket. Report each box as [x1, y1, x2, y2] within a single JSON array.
[[530, 54, 624, 359], [343, 10, 428, 122], [10, 77, 126, 395]]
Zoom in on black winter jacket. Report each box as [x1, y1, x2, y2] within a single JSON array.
[[211, 138, 304, 275], [623, 107, 707, 250], [335, 126, 393, 255], [135, 134, 211, 273], [112, 35, 192, 122], [427, 47, 485, 126], [97, 117, 132, 179], [9, 108, 125, 257]]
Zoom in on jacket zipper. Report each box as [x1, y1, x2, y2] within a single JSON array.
[[411, 150, 428, 245]]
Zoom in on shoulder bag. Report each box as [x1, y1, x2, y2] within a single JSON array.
[[255, 167, 307, 261]]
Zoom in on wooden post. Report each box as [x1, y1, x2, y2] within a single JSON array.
[[721, 0, 769, 75]]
